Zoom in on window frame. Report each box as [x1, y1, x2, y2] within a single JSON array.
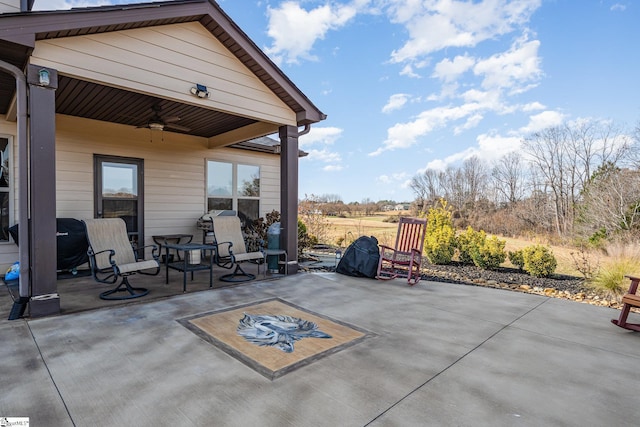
[[0, 136, 13, 244], [206, 159, 261, 221]]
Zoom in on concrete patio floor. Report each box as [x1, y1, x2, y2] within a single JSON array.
[[1, 271, 639, 426]]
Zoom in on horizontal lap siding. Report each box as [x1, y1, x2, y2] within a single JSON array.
[[56, 115, 280, 252], [30, 22, 296, 125]]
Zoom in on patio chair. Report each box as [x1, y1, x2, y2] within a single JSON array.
[[210, 215, 263, 282], [611, 275, 640, 332], [376, 217, 427, 286], [83, 218, 160, 300]]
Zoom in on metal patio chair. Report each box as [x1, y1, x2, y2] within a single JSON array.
[[210, 215, 263, 282], [376, 217, 427, 286], [83, 218, 160, 300]]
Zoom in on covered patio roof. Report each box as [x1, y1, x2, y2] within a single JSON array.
[[0, 0, 325, 141]]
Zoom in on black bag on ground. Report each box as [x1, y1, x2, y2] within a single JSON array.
[[336, 236, 380, 278]]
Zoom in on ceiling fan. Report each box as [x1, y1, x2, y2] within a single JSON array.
[[137, 104, 191, 133]]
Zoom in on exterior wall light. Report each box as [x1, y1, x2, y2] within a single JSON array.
[[38, 68, 50, 86], [190, 84, 210, 99]]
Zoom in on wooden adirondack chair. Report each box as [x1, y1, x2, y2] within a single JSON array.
[[376, 217, 427, 285], [611, 275, 640, 332]]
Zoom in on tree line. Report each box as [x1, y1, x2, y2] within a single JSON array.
[[410, 119, 640, 244]]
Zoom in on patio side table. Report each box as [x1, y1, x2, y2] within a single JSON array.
[[163, 242, 217, 292], [263, 249, 288, 277], [152, 234, 193, 263]]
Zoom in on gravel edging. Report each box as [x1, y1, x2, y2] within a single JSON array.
[[420, 262, 625, 309]]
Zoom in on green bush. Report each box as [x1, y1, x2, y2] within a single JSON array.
[[298, 219, 317, 256], [522, 245, 557, 277], [471, 236, 506, 270], [424, 200, 456, 265], [508, 250, 525, 270], [457, 227, 486, 265]]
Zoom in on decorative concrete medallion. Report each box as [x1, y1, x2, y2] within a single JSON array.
[[178, 298, 372, 380], [237, 313, 332, 353]]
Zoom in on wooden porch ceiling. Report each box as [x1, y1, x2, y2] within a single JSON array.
[[56, 76, 257, 139]]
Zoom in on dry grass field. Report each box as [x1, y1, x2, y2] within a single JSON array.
[[322, 213, 639, 279]]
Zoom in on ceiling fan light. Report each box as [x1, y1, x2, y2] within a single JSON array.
[[148, 122, 164, 131]]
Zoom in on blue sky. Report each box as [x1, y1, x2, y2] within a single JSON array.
[[35, 1, 640, 203]]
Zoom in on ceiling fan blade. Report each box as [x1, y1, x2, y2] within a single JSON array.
[[163, 116, 181, 123], [165, 123, 191, 132]]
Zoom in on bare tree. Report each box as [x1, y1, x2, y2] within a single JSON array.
[[523, 125, 577, 235], [523, 120, 638, 236], [491, 152, 525, 206], [579, 165, 640, 240], [410, 169, 441, 214], [568, 119, 633, 189], [461, 156, 488, 210]]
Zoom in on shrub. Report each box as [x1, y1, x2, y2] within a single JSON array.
[[569, 246, 600, 279], [589, 254, 639, 297], [508, 250, 525, 270], [298, 219, 317, 256], [471, 236, 506, 270], [424, 200, 456, 265], [522, 245, 557, 277], [457, 227, 486, 265]]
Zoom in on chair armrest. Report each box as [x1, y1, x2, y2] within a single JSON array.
[[133, 244, 160, 261], [87, 248, 117, 274], [214, 241, 234, 269]]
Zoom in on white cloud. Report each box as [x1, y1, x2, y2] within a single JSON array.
[[265, 1, 359, 64], [305, 148, 342, 163], [519, 110, 566, 134], [399, 64, 421, 78], [323, 164, 344, 172], [521, 101, 546, 111], [377, 172, 410, 184], [611, 3, 626, 12], [299, 126, 343, 148], [424, 132, 521, 170], [432, 55, 476, 82], [382, 93, 410, 113], [473, 35, 542, 93], [388, 0, 542, 64], [370, 103, 485, 156]]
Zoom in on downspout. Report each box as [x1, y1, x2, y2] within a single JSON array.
[[20, 0, 29, 12], [298, 124, 311, 137], [0, 60, 29, 300]]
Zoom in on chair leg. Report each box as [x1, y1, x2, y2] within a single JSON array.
[[611, 303, 640, 332], [99, 275, 149, 300], [220, 263, 256, 283]]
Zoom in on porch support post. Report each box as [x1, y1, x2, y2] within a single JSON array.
[[27, 64, 59, 317], [279, 125, 299, 274]]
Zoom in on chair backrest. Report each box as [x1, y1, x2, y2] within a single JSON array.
[[394, 217, 427, 254], [211, 216, 247, 257], [83, 218, 136, 269]]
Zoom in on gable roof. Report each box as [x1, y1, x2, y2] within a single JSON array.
[[0, 0, 325, 138]]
